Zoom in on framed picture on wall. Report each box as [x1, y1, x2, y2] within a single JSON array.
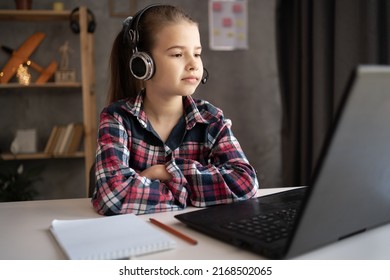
[[209, 0, 248, 50]]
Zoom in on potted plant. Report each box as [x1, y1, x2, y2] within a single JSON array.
[[0, 163, 41, 202]]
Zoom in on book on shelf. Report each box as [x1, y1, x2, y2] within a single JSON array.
[[44, 125, 64, 154], [50, 214, 176, 260], [44, 125, 60, 154], [52, 125, 67, 155], [44, 123, 84, 155], [66, 123, 84, 154], [57, 124, 74, 154]]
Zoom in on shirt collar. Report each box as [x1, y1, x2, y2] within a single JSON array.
[[126, 91, 219, 130], [126, 91, 148, 129], [183, 95, 219, 130]]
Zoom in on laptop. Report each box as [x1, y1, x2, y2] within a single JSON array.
[[175, 65, 390, 259]]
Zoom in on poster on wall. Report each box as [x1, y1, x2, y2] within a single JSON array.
[[209, 0, 248, 50]]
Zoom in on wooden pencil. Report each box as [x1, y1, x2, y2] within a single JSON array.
[[149, 218, 198, 245]]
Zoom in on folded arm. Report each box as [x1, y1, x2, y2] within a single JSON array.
[[91, 111, 258, 215]]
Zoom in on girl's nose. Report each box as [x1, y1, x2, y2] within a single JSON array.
[[187, 58, 200, 71]]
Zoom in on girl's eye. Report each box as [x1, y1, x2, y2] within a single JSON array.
[[170, 53, 201, 58]]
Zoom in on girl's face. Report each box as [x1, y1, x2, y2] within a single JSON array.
[[147, 21, 203, 98]]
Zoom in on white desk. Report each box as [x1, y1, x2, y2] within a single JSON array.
[[1, 188, 390, 260]]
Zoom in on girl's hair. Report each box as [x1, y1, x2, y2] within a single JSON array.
[[107, 5, 198, 104]]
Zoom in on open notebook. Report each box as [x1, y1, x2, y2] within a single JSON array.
[[50, 214, 176, 260]]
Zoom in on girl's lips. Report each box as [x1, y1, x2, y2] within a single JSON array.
[[182, 76, 199, 83]]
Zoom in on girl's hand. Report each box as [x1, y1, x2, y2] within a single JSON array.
[[139, 164, 172, 182]]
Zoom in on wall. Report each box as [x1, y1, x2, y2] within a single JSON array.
[[0, 0, 282, 199]]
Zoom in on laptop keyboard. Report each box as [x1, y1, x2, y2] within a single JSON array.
[[221, 208, 298, 243]]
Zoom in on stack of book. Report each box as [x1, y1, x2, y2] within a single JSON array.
[[44, 123, 84, 155]]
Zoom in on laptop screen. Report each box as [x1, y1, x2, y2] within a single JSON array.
[[286, 65, 390, 258], [175, 65, 390, 259]]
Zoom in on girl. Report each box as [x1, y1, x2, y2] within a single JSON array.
[[92, 4, 259, 215]]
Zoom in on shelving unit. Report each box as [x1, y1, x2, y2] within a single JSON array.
[[0, 7, 96, 197], [1, 152, 84, 160]]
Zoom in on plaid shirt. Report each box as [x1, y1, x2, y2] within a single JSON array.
[[92, 92, 259, 215]]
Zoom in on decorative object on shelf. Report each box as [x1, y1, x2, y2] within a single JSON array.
[[53, 2, 64, 11], [0, 163, 40, 202], [15, 0, 32, 10], [0, 32, 43, 84], [0, 32, 58, 84], [16, 63, 31, 85], [59, 41, 72, 70], [55, 41, 76, 83], [10, 129, 38, 154]]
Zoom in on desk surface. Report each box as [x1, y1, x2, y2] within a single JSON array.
[[1, 188, 390, 260]]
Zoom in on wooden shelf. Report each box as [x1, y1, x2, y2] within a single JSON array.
[[1, 152, 85, 160], [0, 82, 82, 89], [1, 6, 97, 197], [0, 9, 70, 21]]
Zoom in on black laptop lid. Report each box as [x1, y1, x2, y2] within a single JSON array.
[[175, 65, 390, 259], [286, 65, 390, 258]]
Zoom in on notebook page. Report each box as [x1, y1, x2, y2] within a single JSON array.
[[50, 214, 176, 259]]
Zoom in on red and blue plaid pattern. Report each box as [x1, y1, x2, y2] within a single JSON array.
[[92, 92, 259, 215]]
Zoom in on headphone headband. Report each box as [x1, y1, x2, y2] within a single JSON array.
[[123, 4, 161, 51]]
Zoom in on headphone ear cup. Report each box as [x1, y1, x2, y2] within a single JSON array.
[[70, 20, 80, 33], [129, 52, 155, 80], [87, 8, 96, 33], [88, 21, 96, 33], [70, 7, 80, 34]]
